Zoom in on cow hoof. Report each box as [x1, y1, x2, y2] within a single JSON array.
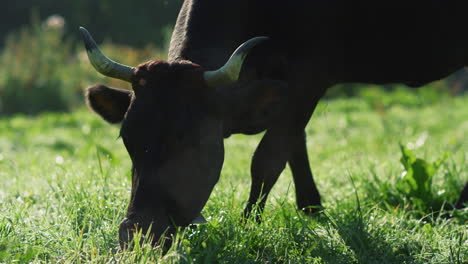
[[119, 218, 137, 249], [300, 205, 324, 216]]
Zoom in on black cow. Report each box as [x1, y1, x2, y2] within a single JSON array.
[[81, 0, 468, 247]]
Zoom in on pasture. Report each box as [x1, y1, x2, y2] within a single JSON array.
[[0, 88, 466, 263]]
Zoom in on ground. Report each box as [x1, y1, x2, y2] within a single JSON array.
[[0, 89, 466, 263]]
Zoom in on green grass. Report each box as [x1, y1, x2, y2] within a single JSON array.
[[0, 92, 467, 263]]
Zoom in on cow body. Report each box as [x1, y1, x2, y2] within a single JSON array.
[[168, 0, 468, 216], [170, 0, 467, 88], [82, 0, 468, 247]]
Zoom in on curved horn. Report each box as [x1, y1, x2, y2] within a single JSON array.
[[79, 27, 135, 82], [204, 36, 269, 87]]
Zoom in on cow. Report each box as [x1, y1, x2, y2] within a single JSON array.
[[80, 0, 468, 248]]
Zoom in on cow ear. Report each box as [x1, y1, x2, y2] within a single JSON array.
[[86, 84, 132, 123], [216, 80, 288, 128]]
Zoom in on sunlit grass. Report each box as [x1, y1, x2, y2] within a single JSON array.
[[0, 93, 467, 263]]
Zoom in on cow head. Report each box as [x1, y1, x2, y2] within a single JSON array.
[[79, 27, 284, 248]]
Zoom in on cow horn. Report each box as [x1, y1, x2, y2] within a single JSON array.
[[204, 36, 269, 87], [79, 27, 135, 82]]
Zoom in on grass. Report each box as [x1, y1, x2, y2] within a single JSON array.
[[0, 91, 467, 263]]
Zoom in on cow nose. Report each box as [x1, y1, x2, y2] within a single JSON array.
[[118, 216, 173, 250], [119, 218, 139, 249]]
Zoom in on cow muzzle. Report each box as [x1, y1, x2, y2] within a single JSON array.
[[118, 217, 169, 249], [119, 218, 144, 249], [118, 213, 207, 249]]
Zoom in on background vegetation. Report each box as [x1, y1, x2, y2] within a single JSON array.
[[0, 16, 165, 115], [1, 17, 466, 115], [0, 2, 467, 115], [1, 0, 183, 48]]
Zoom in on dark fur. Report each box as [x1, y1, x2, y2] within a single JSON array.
[[86, 84, 132, 123], [87, 0, 468, 247], [168, 0, 468, 219]]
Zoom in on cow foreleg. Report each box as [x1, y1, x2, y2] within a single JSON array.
[[288, 132, 322, 215], [243, 127, 298, 222]]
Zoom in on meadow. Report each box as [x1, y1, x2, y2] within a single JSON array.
[[0, 87, 466, 263]]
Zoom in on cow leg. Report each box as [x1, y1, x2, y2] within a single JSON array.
[[243, 126, 298, 221], [243, 105, 315, 221], [242, 63, 329, 220], [288, 132, 322, 214]]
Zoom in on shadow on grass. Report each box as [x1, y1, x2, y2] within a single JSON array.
[[316, 177, 420, 264], [328, 210, 417, 264], [180, 204, 409, 264]]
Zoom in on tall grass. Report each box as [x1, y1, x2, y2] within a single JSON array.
[[0, 91, 466, 263]]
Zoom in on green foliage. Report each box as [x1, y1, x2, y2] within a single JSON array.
[[0, 19, 75, 114], [325, 83, 451, 110], [396, 144, 448, 211], [0, 18, 165, 115], [363, 142, 464, 218], [363, 150, 465, 220], [0, 0, 184, 48], [359, 84, 450, 109]]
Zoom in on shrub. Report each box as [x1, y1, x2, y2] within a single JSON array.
[[364, 144, 463, 218], [0, 17, 75, 115], [0, 17, 165, 116], [396, 144, 448, 211], [325, 82, 451, 109]]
